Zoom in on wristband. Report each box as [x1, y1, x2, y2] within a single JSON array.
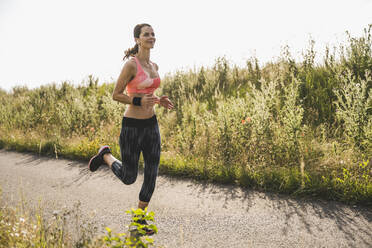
[[132, 97, 142, 106]]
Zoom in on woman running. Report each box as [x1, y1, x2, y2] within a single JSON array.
[[88, 23, 173, 232]]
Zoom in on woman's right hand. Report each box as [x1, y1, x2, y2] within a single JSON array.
[[140, 94, 159, 108]]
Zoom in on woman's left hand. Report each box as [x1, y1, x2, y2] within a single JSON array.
[[159, 95, 174, 109]]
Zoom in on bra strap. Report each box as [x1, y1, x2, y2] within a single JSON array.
[[133, 56, 142, 73]]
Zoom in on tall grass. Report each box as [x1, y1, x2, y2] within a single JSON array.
[[0, 25, 371, 204]]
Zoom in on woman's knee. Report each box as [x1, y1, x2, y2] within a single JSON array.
[[111, 161, 138, 185], [122, 177, 136, 185], [121, 172, 137, 185]]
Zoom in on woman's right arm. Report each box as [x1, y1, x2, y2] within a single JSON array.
[[112, 60, 136, 104]]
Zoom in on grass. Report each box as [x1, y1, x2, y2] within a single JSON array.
[[0, 129, 370, 205], [0, 187, 160, 248]]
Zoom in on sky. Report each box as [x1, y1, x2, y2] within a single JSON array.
[[0, 0, 371, 92]]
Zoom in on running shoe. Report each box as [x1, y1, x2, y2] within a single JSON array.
[[134, 215, 155, 236], [88, 145, 111, 172]]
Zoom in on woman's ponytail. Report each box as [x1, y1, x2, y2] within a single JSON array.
[[123, 43, 139, 60]]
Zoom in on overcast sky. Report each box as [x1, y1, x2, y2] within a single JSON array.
[[0, 0, 371, 92]]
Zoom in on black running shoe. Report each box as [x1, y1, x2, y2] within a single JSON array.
[[88, 145, 111, 172], [134, 216, 155, 236]]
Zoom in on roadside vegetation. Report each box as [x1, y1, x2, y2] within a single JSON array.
[[0, 188, 159, 248], [0, 25, 371, 205]]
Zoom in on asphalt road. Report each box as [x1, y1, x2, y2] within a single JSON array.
[[0, 149, 371, 247]]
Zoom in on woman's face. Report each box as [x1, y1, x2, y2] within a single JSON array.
[[136, 26, 156, 49]]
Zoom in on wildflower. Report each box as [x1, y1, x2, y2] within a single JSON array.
[[90, 127, 95, 132], [19, 217, 25, 223], [245, 117, 251, 123], [241, 119, 245, 124]]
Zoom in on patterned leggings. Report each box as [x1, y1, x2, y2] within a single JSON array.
[[111, 115, 161, 202]]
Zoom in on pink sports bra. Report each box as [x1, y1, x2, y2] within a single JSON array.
[[126, 56, 161, 94]]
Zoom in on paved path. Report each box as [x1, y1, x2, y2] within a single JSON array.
[[0, 149, 371, 247]]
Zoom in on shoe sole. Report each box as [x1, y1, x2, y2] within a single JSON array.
[[130, 229, 155, 237], [88, 145, 110, 172], [88, 155, 101, 172]]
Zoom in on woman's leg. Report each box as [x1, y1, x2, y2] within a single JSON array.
[[103, 153, 116, 169], [138, 123, 161, 208], [109, 125, 142, 185], [138, 200, 149, 210]]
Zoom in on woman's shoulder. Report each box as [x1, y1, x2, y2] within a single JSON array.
[[126, 57, 137, 67], [151, 61, 159, 71], [122, 57, 137, 74]]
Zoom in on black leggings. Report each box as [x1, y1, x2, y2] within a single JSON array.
[[111, 115, 161, 202]]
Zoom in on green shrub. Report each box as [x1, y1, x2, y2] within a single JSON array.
[[334, 69, 372, 151]]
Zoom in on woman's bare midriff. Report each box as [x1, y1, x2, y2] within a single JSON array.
[[123, 93, 156, 119]]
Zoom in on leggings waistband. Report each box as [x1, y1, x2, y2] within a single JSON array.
[[122, 115, 157, 128]]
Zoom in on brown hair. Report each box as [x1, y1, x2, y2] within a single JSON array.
[[123, 23, 152, 60]]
